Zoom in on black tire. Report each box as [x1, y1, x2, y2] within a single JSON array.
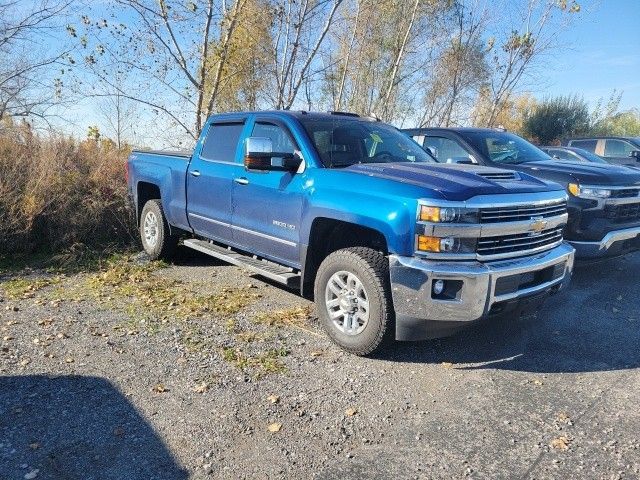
[[139, 199, 178, 261], [314, 247, 394, 355]]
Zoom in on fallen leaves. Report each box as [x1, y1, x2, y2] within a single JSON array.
[[193, 382, 209, 394], [550, 436, 571, 451], [152, 383, 167, 394], [345, 407, 358, 417], [267, 422, 282, 433], [267, 394, 280, 404]]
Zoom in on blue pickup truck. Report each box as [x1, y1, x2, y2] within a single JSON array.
[[127, 111, 575, 354]]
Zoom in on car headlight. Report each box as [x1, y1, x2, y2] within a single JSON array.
[[418, 205, 478, 223], [417, 235, 476, 253], [568, 183, 611, 198]]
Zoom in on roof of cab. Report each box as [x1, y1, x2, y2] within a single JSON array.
[[208, 110, 379, 122]]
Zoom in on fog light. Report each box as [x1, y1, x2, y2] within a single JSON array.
[[433, 279, 445, 295]]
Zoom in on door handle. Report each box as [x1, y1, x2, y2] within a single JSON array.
[[234, 177, 249, 185], [190, 170, 201, 177]]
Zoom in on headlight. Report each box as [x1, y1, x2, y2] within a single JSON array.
[[417, 235, 475, 253], [419, 206, 458, 222], [568, 183, 611, 198], [418, 205, 477, 223]]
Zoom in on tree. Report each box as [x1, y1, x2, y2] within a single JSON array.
[[416, 0, 489, 127], [322, 0, 453, 122], [589, 91, 640, 136], [522, 94, 589, 144], [269, 0, 344, 110], [75, 0, 259, 141], [0, 0, 73, 123], [476, 0, 581, 127]]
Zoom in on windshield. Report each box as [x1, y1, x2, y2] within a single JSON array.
[[572, 148, 608, 164], [299, 117, 434, 168], [461, 131, 550, 165]]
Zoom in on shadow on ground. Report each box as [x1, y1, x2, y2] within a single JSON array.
[[0, 375, 187, 480], [375, 253, 640, 374], [166, 244, 640, 375]]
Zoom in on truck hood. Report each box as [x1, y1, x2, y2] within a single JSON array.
[[517, 160, 640, 186], [344, 162, 558, 201]]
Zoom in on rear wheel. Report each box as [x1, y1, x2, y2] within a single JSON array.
[[314, 247, 394, 355], [139, 199, 178, 261]]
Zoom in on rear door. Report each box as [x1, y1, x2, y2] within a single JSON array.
[[568, 139, 598, 153], [231, 116, 305, 267], [602, 139, 639, 166], [186, 118, 247, 243]]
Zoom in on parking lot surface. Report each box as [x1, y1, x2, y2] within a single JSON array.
[[1, 249, 639, 479]]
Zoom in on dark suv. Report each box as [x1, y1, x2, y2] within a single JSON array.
[[564, 137, 640, 166], [404, 127, 640, 259]]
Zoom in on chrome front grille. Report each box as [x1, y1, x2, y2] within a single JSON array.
[[477, 227, 564, 258], [480, 201, 567, 223]]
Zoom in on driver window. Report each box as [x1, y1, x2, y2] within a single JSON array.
[[604, 139, 634, 158], [424, 136, 474, 163], [252, 122, 297, 154]]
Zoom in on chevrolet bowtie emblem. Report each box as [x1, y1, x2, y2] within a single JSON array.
[[529, 216, 548, 233]]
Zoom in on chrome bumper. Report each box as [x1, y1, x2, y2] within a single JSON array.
[[570, 226, 640, 259], [389, 243, 575, 341]]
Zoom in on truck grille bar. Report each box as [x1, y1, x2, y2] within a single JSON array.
[[477, 227, 564, 257], [479, 201, 567, 223], [606, 203, 640, 223]]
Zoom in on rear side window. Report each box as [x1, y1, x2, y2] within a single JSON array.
[[200, 123, 244, 162], [604, 139, 635, 157], [569, 139, 597, 152]]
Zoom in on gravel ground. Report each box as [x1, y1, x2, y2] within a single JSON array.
[[1, 247, 639, 480]]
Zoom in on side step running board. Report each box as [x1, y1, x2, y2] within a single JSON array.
[[183, 239, 301, 288]]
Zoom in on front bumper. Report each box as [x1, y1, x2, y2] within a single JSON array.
[[389, 242, 575, 341], [570, 226, 640, 259]]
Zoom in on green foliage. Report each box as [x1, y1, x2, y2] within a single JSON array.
[[589, 91, 640, 136], [523, 95, 590, 144], [590, 110, 640, 137]]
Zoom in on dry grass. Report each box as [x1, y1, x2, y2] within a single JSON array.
[[0, 123, 134, 256]]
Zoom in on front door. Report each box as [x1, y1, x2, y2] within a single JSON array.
[[602, 139, 640, 166], [231, 117, 305, 268]]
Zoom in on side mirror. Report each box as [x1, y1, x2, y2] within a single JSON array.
[[244, 137, 301, 172], [446, 156, 476, 165], [629, 150, 640, 161]]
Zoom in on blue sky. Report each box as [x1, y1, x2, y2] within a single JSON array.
[[544, 0, 640, 110], [51, 0, 639, 145]]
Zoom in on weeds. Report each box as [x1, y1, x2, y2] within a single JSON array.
[[0, 125, 134, 255], [221, 346, 289, 378]]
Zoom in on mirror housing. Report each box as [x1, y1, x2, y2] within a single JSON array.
[[629, 150, 640, 161], [244, 137, 301, 172]]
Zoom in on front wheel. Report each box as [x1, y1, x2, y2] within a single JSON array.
[[139, 199, 178, 261], [314, 247, 394, 355]]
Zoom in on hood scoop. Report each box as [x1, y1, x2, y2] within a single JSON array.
[[475, 171, 520, 181]]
